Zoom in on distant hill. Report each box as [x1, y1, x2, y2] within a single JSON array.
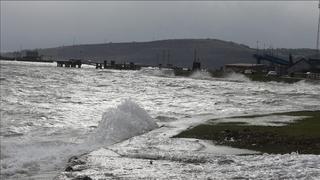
[[2, 39, 318, 69]]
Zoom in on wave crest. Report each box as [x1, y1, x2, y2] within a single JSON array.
[[225, 72, 251, 82], [190, 70, 212, 80], [139, 67, 175, 77], [88, 99, 158, 146]]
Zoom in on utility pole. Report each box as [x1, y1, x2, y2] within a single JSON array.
[[317, 0, 320, 56], [167, 49, 170, 65], [194, 48, 197, 62], [156, 53, 159, 65], [19, 44, 23, 58], [162, 50, 166, 65]]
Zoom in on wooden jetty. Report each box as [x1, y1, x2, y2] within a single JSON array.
[[56, 59, 140, 70], [57, 59, 82, 68], [95, 60, 141, 70]]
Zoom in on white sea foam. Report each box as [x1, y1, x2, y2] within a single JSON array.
[[56, 151, 320, 180], [212, 115, 310, 126], [1, 61, 320, 179]]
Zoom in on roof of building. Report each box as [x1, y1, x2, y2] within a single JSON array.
[[290, 58, 320, 67], [253, 54, 290, 66], [308, 58, 320, 66]]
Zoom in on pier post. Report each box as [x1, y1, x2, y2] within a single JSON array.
[[192, 62, 201, 71], [130, 62, 135, 69], [111, 61, 115, 67], [104, 61, 107, 69], [96, 63, 102, 69]]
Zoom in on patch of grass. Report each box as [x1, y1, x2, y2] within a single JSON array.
[[174, 111, 320, 154]]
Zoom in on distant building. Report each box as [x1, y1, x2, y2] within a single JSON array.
[[25, 50, 39, 58], [253, 53, 291, 75], [22, 50, 41, 61], [288, 58, 320, 74], [224, 63, 267, 74]]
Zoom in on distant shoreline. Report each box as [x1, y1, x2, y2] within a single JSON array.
[[0, 59, 54, 63]]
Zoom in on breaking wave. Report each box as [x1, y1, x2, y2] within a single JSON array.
[[87, 99, 158, 146], [189, 70, 212, 80], [138, 67, 175, 77], [1, 99, 158, 179], [224, 72, 251, 82], [293, 79, 320, 86]]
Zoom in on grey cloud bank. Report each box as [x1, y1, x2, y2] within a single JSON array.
[[0, 1, 318, 52]]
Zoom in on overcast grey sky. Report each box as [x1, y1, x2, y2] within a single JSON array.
[[0, 1, 318, 52]]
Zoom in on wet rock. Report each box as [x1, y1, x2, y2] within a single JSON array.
[[155, 116, 178, 122], [232, 176, 249, 180], [65, 155, 88, 172], [104, 173, 114, 177], [68, 156, 86, 166], [217, 159, 235, 165], [73, 175, 92, 180], [182, 157, 208, 164], [66, 165, 88, 172], [65, 166, 73, 172]]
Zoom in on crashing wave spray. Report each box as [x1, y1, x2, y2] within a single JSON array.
[[1, 99, 158, 179], [87, 99, 158, 146], [138, 67, 175, 77], [224, 72, 251, 82], [190, 70, 212, 80]]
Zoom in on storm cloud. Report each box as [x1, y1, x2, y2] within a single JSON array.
[[0, 1, 318, 52]]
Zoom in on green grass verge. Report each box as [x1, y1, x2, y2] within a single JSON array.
[[174, 111, 320, 154]]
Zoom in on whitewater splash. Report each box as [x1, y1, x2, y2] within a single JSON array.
[[2, 61, 320, 179], [224, 72, 251, 82], [1, 99, 158, 179], [138, 67, 175, 77], [55, 106, 320, 179], [88, 99, 158, 146], [190, 70, 212, 80]]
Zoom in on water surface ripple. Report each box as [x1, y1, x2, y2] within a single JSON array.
[[0, 61, 319, 179]]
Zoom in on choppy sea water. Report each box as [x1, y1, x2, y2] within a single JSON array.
[[1, 60, 320, 179]]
